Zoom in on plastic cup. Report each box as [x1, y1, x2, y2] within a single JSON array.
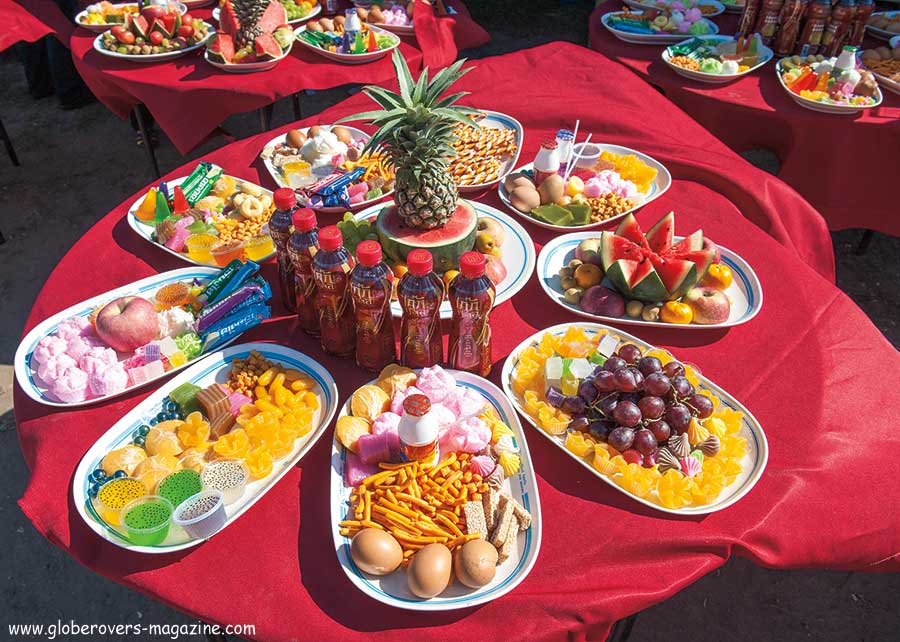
[[121, 495, 173, 546], [184, 233, 217, 264], [573, 142, 603, 169], [283, 160, 313, 188], [210, 239, 245, 266], [172, 489, 227, 539], [156, 469, 203, 509], [201, 459, 249, 505], [94, 477, 147, 527], [242, 235, 275, 262]]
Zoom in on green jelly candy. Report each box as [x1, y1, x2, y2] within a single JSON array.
[[532, 204, 574, 226], [565, 203, 592, 225], [169, 382, 201, 416], [154, 190, 172, 223]]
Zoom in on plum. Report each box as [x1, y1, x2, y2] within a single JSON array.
[[579, 286, 625, 317]]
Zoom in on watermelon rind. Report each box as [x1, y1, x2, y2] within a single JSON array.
[[605, 259, 668, 303], [208, 33, 235, 63], [649, 256, 698, 300], [600, 231, 644, 272], [254, 33, 282, 59], [645, 211, 675, 254], [132, 15, 149, 40], [376, 201, 477, 273]]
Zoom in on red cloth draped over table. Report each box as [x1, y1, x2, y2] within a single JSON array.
[[16, 43, 898, 642], [412, 0, 490, 68], [589, 0, 900, 237], [0, 0, 74, 51]]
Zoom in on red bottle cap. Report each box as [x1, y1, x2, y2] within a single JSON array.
[[292, 208, 317, 231], [403, 394, 432, 417], [541, 139, 558, 150], [459, 251, 486, 278], [406, 249, 433, 276], [356, 240, 382, 266], [273, 188, 297, 211], [318, 225, 343, 251]]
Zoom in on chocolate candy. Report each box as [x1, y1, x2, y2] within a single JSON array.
[[209, 413, 236, 440], [196, 385, 230, 419]]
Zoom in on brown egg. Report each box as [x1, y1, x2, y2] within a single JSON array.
[[407, 544, 452, 598], [454, 539, 498, 589], [331, 126, 353, 145], [319, 17, 334, 32], [509, 185, 541, 213], [350, 528, 403, 576], [503, 172, 533, 192], [334, 15, 345, 28], [307, 125, 322, 139], [368, 6, 384, 23], [285, 129, 306, 149], [356, 6, 368, 20], [537, 174, 564, 205], [306, 20, 323, 32]]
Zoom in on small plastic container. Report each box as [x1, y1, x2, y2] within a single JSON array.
[[201, 459, 249, 505], [94, 477, 147, 527], [184, 233, 217, 264], [156, 469, 203, 509], [172, 489, 227, 539], [572, 142, 603, 169], [210, 239, 245, 266], [121, 495, 173, 546], [283, 160, 313, 188], [243, 234, 275, 262]]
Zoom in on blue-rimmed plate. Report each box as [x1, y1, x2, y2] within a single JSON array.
[[601, 11, 719, 45], [498, 144, 672, 231], [537, 231, 762, 329], [623, 0, 726, 17], [453, 110, 523, 193], [353, 200, 536, 319], [502, 323, 768, 516], [663, 35, 774, 84], [13, 267, 238, 408], [866, 11, 900, 41], [73, 342, 339, 554], [331, 370, 541, 610]]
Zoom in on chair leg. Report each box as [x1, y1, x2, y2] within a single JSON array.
[[855, 230, 874, 255], [607, 613, 638, 642], [0, 115, 20, 166], [133, 105, 160, 179]]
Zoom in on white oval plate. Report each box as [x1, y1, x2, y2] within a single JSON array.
[[258, 126, 394, 213], [331, 369, 541, 610], [73, 342, 338, 553], [212, 3, 321, 26], [454, 110, 523, 194], [75, 3, 187, 33], [92, 22, 214, 62], [14, 267, 240, 408], [601, 11, 719, 45], [861, 45, 900, 96], [126, 174, 275, 266], [351, 0, 415, 34], [663, 35, 774, 84], [502, 323, 768, 516], [623, 0, 725, 18], [866, 11, 900, 41], [537, 231, 763, 329], [497, 145, 672, 232], [204, 39, 293, 73], [775, 59, 883, 114], [294, 23, 399, 64], [353, 200, 536, 319]]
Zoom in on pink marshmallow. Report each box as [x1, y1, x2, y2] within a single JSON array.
[[443, 386, 488, 420], [65, 335, 104, 362], [78, 347, 118, 376], [685, 8, 702, 21], [415, 365, 456, 403], [55, 316, 93, 341], [371, 412, 402, 435], [439, 417, 491, 454], [37, 353, 77, 383], [88, 364, 129, 396], [32, 335, 68, 365], [344, 451, 380, 487], [49, 365, 88, 403], [429, 403, 458, 428]]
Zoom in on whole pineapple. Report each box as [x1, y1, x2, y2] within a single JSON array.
[[231, 0, 268, 48], [340, 51, 479, 230]]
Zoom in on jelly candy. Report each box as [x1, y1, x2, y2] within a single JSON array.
[[657, 469, 694, 509], [616, 463, 653, 498], [592, 445, 619, 476], [213, 428, 250, 459], [565, 431, 594, 458], [135, 188, 158, 222], [178, 412, 210, 448], [702, 417, 727, 439], [246, 446, 274, 479], [686, 418, 710, 446]]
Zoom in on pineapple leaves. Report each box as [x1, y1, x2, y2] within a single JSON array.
[[412, 67, 429, 104], [392, 49, 416, 108]]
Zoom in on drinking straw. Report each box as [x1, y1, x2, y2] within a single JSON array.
[[563, 133, 593, 185], [567, 119, 581, 173]]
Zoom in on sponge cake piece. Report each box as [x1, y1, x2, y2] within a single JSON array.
[[497, 518, 519, 564], [490, 494, 515, 548], [482, 488, 500, 531], [464, 501, 488, 540]]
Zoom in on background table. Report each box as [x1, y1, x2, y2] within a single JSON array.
[[589, 0, 900, 239], [16, 42, 899, 642], [0, 0, 73, 51]]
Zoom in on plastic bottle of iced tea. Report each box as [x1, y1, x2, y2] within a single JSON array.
[[448, 252, 496, 377], [287, 208, 319, 335], [398, 249, 444, 369], [312, 226, 356, 356], [350, 240, 396, 372], [269, 188, 298, 313]]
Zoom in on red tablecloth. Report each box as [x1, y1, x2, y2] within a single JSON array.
[[0, 0, 74, 52], [413, 0, 490, 68], [68, 0, 488, 154], [18, 43, 897, 642], [589, 1, 900, 237]]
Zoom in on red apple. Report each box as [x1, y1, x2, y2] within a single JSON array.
[[574, 238, 603, 267], [95, 296, 159, 352], [484, 255, 507, 285], [684, 286, 731, 325]]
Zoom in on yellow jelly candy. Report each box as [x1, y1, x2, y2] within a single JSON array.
[[657, 469, 694, 509], [246, 446, 274, 479], [683, 365, 701, 388], [617, 463, 654, 498], [565, 431, 594, 458], [703, 417, 727, 439], [643, 348, 673, 366], [268, 439, 294, 460], [711, 407, 743, 435], [686, 418, 710, 446], [101, 445, 147, 477], [538, 406, 570, 434], [145, 426, 183, 457], [213, 428, 250, 459], [178, 412, 210, 448], [592, 445, 619, 476], [691, 476, 724, 504], [523, 390, 542, 417]]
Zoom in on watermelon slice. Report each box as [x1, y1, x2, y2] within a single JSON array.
[[208, 33, 235, 63], [258, 0, 288, 33], [220, 1, 240, 38], [669, 230, 703, 254], [605, 258, 668, 302], [599, 232, 644, 271], [615, 214, 649, 251], [254, 33, 282, 60], [645, 211, 674, 254], [376, 201, 478, 273], [132, 15, 149, 40]]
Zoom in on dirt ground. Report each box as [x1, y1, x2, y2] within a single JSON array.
[[1, 1, 898, 640]]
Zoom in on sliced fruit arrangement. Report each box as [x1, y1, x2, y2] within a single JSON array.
[[78, 2, 140, 27], [557, 211, 733, 326], [99, 4, 209, 55], [298, 17, 400, 55], [208, 0, 294, 64]]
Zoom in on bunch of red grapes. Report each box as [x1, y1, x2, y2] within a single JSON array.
[[545, 343, 714, 468]]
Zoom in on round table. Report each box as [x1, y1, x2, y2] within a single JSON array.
[[16, 42, 899, 642], [69, 0, 488, 157], [589, 0, 900, 238]]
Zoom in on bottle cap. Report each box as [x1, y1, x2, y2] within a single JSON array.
[[459, 251, 486, 278], [292, 208, 317, 231], [318, 225, 343, 251], [406, 249, 433, 276], [273, 188, 297, 211], [403, 394, 432, 417], [541, 139, 558, 150], [356, 240, 382, 266], [556, 129, 574, 141]]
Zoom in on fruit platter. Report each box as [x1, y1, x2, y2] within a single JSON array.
[[447, 111, 522, 193], [212, 0, 320, 26], [860, 44, 900, 96], [127, 163, 277, 266], [295, 17, 400, 63], [536, 212, 762, 329], [76, 2, 182, 33], [502, 323, 768, 515], [777, 56, 882, 114], [623, 0, 725, 18], [206, 0, 295, 71], [498, 144, 671, 231], [663, 35, 774, 83], [14, 265, 271, 407], [600, 9, 718, 45], [73, 343, 338, 553], [258, 125, 395, 212], [866, 11, 900, 41], [94, 4, 211, 60], [331, 364, 540, 609]]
